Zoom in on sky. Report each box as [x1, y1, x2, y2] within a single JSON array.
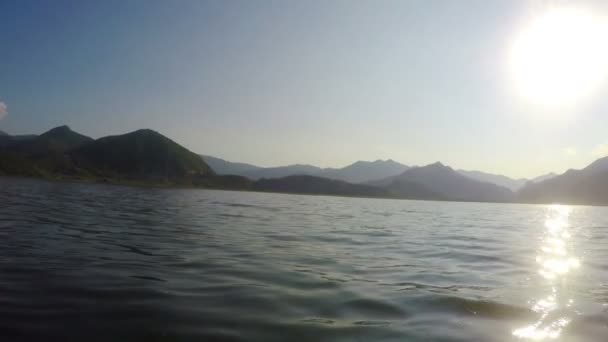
[[2, 0, 608, 179]]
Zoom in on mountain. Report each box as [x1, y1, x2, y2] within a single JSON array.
[[201, 155, 262, 175], [201, 155, 410, 183], [530, 172, 557, 183], [518, 157, 608, 205], [0, 125, 253, 189], [22, 125, 93, 154], [253, 175, 390, 198], [242, 164, 323, 180], [0, 125, 92, 155], [70, 129, 214, 181], [0, 124, 573, 203], [200, 156, 323, 179], [457, 170, 557, 191], [39, 125, 93, 147], [0, 126, 95, 177], [0, 130, 7, 136], [457, 170, 527, 191], [379, 162, 514, 202], [320, 159, 409, 183]]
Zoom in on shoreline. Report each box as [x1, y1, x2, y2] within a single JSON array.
[[1, 174, 594, 207]]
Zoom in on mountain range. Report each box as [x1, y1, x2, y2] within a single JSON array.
[[518, 157, 608, 205], [456, 170, 557, 191], [3, 125, 608, 205], [201, 155, 554, 190], [377, 162, 514, 202], [0, 125, 245, 188], [202, 155, 410, 183]]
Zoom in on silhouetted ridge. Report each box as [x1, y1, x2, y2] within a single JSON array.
[[582, 156, 608, 173], [41, 125, 71, 135], [0, 126, 243, 188], [204, 156, 410, 183], [530, 172, 557, 183], [37, 125, 93, 150], [13, 125, 91, 167], [375, 162, 513, 202], [0, 126, 93, 177], [253, 175, 390, 197], [321, 159, 410, 183], [3, 125, 93, 156], [518, 156, 608, 205], [0, 124, 574, 203], [201, 155, 261, 175], [458, 169, 527, 191], [71, 129, 214, 180]]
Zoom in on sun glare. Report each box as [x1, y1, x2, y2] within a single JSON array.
[[510, 8, 608, 107], [512, 205, 578, 340]]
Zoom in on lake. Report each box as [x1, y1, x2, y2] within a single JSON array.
[[1, 177, 607, 341]]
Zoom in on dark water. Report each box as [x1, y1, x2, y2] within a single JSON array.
[[1, 177, 608, 341]]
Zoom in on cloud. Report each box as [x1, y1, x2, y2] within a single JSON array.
[[563, 147, 577, 156], [592, 143, 608, 157], [0, 102, 6, 120]]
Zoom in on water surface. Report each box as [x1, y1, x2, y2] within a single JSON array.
[[1, 177, 607, 341]]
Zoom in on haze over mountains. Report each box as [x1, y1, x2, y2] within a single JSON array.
[[4, 125, 608, 205], [519, 157, 608, 205], [456, 170, 527, 191], [456, 170, 557, 191], [202, 155, 410, 183], [379, 163, 514, 202], [202, 155, 554, 190]]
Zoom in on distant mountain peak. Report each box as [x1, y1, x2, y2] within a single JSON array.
[[288, 163, 317, 168], [40, 125, 92, 142], [383, 161, 513, 202], [122, 128, 164, 138], [42, 125, 73, 135], [351, 160, 370, 166], [132, 128, 158, 134], [0, 130, 8, 136], [529, 172, 558, 184], [17, 125, 94, 153], [584, 156, 608, 173], [420, 162, 452, 172]]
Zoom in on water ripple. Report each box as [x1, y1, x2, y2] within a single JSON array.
[[0, 177, 607, 341]]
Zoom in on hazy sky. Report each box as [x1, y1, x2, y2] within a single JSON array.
[[2, 0, 608, 178]]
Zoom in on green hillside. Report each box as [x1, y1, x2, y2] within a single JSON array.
[[70, 129, 214, 181], [0, 126, 251, 189]]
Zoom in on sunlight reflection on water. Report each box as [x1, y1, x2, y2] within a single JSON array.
[[513, 205, 579, 340]]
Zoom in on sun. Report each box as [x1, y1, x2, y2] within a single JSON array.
[[509, 8, 608, 107]]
